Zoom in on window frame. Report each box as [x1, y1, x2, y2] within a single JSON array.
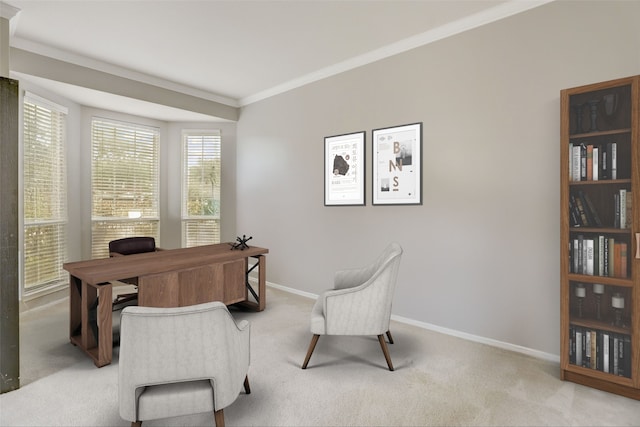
[[21, 91, 69, 298], [181, 129, 222, 248], [90, 117, 160, 259]]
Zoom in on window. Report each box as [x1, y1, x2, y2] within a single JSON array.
[[91, 118, 160, 259], [182, 131, 221, 247], [22, 92, 68, 295]]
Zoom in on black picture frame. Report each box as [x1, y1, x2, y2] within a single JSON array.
[[324, 131, 366, 206], [372, 122, 422, 205]]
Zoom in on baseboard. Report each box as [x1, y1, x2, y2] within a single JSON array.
[[265, 281, 561, 364]]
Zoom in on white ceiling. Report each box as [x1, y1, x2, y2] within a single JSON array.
[[4, 0, 551, 121]]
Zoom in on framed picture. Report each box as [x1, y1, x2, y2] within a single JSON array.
[[372, 122, 422, 205], [324, 131, 365, 206]]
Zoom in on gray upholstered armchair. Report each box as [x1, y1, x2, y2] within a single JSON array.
[[302, 242, 403, 371], [118, 301, 251, 427]]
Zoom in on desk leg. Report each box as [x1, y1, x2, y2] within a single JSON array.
[[241, 255, 266, 312], [95, 283, 112, 367], [69, 277, 112, 368], [257, 255, 266, 311], [69, 276, 82, 340]]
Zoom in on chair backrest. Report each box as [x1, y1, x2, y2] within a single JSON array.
[[325, 243, 403, 335], [109, 236, 156, 256], [118, 301, 250, 422]]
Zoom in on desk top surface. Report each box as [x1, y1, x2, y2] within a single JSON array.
[[63, 243, 268, 284]]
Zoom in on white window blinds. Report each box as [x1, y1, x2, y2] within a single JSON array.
[[91, 118, 160, 258], [182, 131, 221, 247], [23, 93, 68, 293]]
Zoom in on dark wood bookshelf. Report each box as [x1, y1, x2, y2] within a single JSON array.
[[560, 75, 640, 400]]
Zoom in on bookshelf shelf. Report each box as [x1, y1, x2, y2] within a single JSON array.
[[560, 75, 639, 400]]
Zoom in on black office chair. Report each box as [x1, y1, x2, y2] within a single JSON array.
[[109, 237, 162, 309]]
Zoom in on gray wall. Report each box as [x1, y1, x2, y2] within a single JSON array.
[[236, 1, 640, 356]]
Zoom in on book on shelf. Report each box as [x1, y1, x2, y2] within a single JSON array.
[[608, 237, 615, 277], [607, 142, 617, 180], [586, 145, 593, 181], [585, 239, 594, 276], [592, 145, 599, 181], [603, 332, 610, 373], [619, 189, 626, 230], [570, 143, 581, 182], [597, 235, 605, 276], [580, 143, 587, 181], [626, 196, 633, 229]]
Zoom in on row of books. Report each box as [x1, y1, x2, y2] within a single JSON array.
[[568, 326, 631, 378], [569, 142, 617, 182], [570, 234, 628, 278], [569, 189, 632, 229], [613, 189, 633, 229]]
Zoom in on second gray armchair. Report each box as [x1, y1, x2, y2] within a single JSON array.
[[118, 301, 251, 427], [302, 242, 403, 371]]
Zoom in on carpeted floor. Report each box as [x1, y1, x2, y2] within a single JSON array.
[[1, 287, 639, 426]]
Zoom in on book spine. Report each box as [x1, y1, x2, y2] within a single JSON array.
[[607, 238, 615, 277], [586, 145, 593, 181], [572, 144, 582, 181], [580, 144, 587, 181], [597, 235, 605, 276], [611, 142, 617, 179], [603, 332, 609, 373], [614, 243, 622, 278], [613, 335, 619, 375], [614, 192, 620, 228], [619, 189, 626, 229], [578, 235, 585, 274], [585, 239, 594, 276], [620, 243, 628, 278], [592, 145, 599, 181], [576, 329, 583, 367], [625, 196, 633, 228], [590, 330, 597, 369], [603, 236, 609, 276]]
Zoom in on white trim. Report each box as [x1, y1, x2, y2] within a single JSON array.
[[239, 0, 554, 106], [265, 281, 560, 363], [24, 90, 69, 114], [10, 37, 239, 108], [0, 1, 20, 21]]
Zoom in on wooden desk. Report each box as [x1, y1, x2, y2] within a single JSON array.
[[63, 243, 268, 367]]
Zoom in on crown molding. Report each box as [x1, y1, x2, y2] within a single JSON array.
[[0, 2, 19, 20], [10, 36, 240, 109], [239, 0, 555, 106]]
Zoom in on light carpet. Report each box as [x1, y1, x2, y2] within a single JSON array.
[[1, 287, 639, 426]]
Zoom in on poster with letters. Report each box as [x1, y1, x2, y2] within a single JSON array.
[[372, 122, 422, 205]]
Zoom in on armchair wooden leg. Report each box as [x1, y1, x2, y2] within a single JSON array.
[[214, 409, 225, 427], [131, 422, 141, 427], [377, 334, 394, 371], [244, 375, 251, 394], [302, 334, 320, 369], [386, 330, 394, 344]]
